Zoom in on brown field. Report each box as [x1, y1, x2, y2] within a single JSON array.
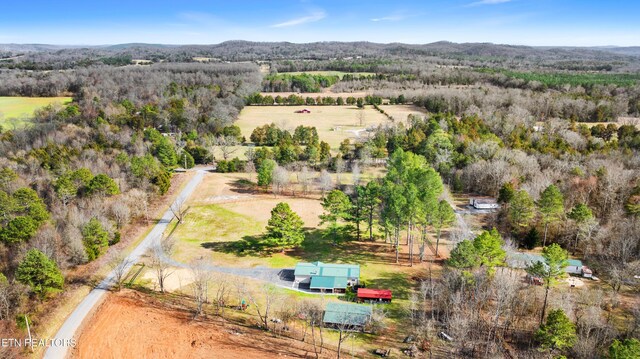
[[70, 290, 333, 359], [260, 91, 370, 98], [236, 104, 427, 149]]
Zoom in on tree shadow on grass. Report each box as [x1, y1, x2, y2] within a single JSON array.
[[227, 178, 257, 194], [288, 229, 387, 265], [200, 235, 272, 257], [200, 228, 391, 266]]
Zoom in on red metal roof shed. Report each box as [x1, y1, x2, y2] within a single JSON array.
[[357, 288, 392, 300]]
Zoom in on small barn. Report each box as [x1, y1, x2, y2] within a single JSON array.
[[323, 302, 372, 329], [357, 288, 392, 303], [469, 198, 500, 209]]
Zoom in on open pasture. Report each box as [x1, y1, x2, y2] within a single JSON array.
[[0, 96, 72, 128], [236, 105, 426, 149]]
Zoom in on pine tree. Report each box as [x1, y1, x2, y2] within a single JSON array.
[[16, 249, 64, 297], [263, 202, 305, 251], [527, 243, 568, 324], [609, 338, 640, 359], [320, 189, 352, 241], [538, 185, 564, 246], [535, 309, 577, 352], [509, 190, 535, 229], [432, 200, 456, 257], [82, 218, 110, 261]]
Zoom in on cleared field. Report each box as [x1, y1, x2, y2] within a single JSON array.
[[71, 290, 334, 359], [236, 105, 425, 148], [382, 104, 429, 122], [282, 71, 376, 78], [0, 96, 72, 128]]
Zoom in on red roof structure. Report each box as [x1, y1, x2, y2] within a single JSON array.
[[357, 288, 392, 301]]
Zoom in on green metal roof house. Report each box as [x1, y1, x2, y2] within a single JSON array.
[[507, 252, 591, 277], [294, 262, 360, 292], [323, 302, 372, 328]]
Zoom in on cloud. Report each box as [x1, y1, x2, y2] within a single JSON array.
[[371, 15, 406, 22], [467, 0, 512, 6], [270, 10, 326, 28]]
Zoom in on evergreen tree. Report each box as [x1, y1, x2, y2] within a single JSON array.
[[568, 203, 595, 253], [538, 185, 564, 246], [16, 249, 64, 297], [498, 182, 515, 204], [320, 189, 352, 240], [432, 200, 456, 257], [263, 202, 305, 251], [535, 309, 577, 352], [362, 180, 382, 241], [448, 228, 505, 272], [527, 243, 569, 324], [82, 218, 110, 261], [609, 338, 640, 359], [508, 190, 535, 229], [523, 227, 540, 249], [257, 159, 276, 188], [87, 174, 120, 196]]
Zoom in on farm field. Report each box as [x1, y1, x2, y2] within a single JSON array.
[[236, 105, 427, 148], [0, 96, 72, 127], [0, 96, 72, 118]]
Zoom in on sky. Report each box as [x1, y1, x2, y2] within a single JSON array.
[[0, 0, 639, 47]]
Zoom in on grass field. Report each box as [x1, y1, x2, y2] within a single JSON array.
[[236, 105, 427, 149], [0, 96, 72, 128], [282, 71, 377, 79], [137, 172, 457, 355]]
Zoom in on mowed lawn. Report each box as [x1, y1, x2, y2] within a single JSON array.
[[0, 96, 72, 127], [236, 105, 425, 149]]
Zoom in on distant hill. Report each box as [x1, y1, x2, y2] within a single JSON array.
[[1, 41, 639, 70]]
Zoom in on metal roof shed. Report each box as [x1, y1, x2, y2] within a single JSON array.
[[357, 288, 392, 301], [323, 302, 372, 327]]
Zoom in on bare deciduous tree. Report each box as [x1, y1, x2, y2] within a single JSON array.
[[317, 170, 334, 196], [351, 162, 361, 187], [298, 166, 312, 195], [110, 201, 131, 229], [248, 284, 279, 331], [244, 160, 256, 182], [215, 135, 239, 160], [110, 253, 134, 291], [213, 273, 230, 318], [170, 196, 189, 224], [148, 234, 176, 293], [272, 166, 290, 197], [190, 259, 212, 318]]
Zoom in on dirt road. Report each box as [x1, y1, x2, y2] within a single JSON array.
[[44, 169, 207, 359]]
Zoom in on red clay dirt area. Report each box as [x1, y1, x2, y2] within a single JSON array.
[[70, 290, 330, 359]]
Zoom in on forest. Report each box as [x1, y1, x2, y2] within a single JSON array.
[[0, 41, 638, 358]]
